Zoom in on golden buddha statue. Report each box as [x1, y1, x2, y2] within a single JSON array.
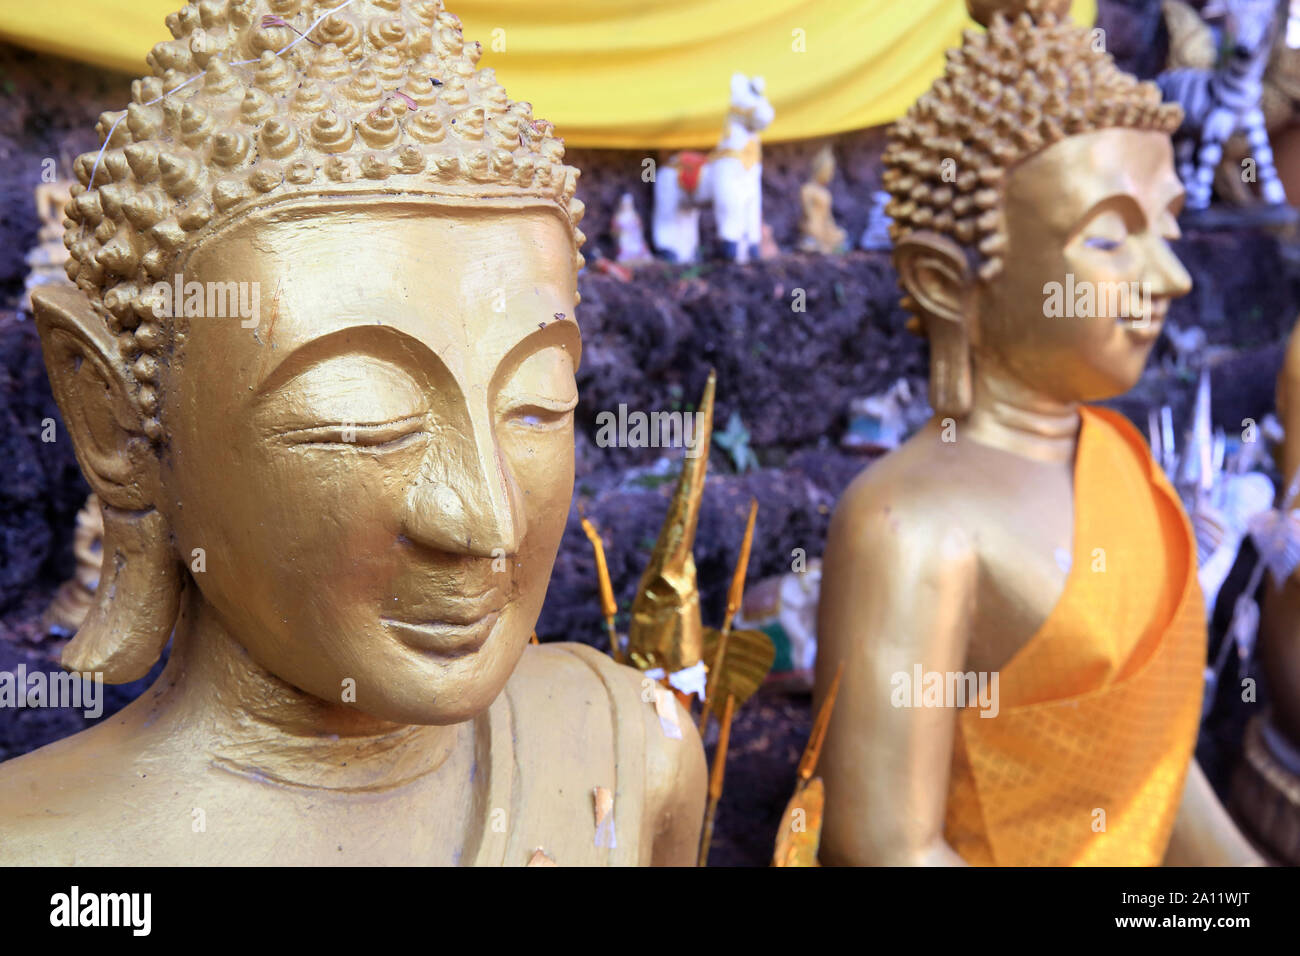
[[796, 145, 846, 255], [0, 0, 705, 866], [814, 0, 1262, 866]]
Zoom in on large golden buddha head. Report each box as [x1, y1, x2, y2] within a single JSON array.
[[883, 0, 1192, 417], [35, 0, 585, 725]]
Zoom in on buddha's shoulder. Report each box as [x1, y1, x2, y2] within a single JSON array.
[[0, 716, 126, 803], [843, 423, 975, 504], [830, 428, 978, 558], [0, 714, 187, 863], [504, 641, 668, 739]]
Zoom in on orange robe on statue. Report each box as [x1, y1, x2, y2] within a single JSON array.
[[944, 406, 1206, 866]]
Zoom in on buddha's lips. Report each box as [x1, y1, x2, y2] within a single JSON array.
[[387, 586, 507, 626], [1118, 302, 1168, 341], [382, 611, 503, 659]]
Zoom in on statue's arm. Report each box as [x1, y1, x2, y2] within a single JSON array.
[[1163, 760, 1265, 865], [815, 484, 976, 866]]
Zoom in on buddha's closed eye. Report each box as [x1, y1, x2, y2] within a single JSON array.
[[275, 415, 428, 450], [495, 343, 579, 431], [504, 395, 578, 430]]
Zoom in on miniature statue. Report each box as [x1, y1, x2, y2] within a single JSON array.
[[41, 494, 104, 637], [841, 378, 930, 454], [0, 0, 705, 866], [611, 192, 652, 264], [796, 145, 847, 254], [21, 180, 75, 317], [652, 73, 774, 263], [735, 558, 823, 691], [858, 189, 894, 252], [814, 0, 1262, 866], [1158, 0, 1289, 212]]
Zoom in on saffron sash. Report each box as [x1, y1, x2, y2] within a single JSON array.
[[944, 406, 1206, 866]]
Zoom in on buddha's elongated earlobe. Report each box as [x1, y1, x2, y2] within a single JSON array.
[[925, 308, 974, 420], [894, 231, 975, 419], [63, 507, 181, 681], [32, 285, 179, 682]]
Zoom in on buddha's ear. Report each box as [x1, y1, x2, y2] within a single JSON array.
[[31, 285, 159, 510], [894, 231, 974, 328], [33, 285, 178, 683], [894, 232, 975, 419]]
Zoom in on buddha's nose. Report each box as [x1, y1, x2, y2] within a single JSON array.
[[1143, 234, 1192, 302], [402, 414, 526, 558]]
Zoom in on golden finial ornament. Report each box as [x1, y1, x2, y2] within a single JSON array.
[[626, 370, 715, 675]]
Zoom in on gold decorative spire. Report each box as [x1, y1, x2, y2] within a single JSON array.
[[626, 370, 715, 674], [581, 516, 622, 662]]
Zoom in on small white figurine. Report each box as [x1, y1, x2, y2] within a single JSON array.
[[859, 190, 895, 251], [653, 73, 775, 263], [612, 192, 653, 264]]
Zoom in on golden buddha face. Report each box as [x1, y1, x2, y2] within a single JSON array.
[[973, 128, 1192, 401], [158, 201, 579, 724]]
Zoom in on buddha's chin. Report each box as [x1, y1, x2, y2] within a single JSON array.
[[345, 615, 527, 726], [347, 662, 513, 726], [1062, 336, 1157, 403]]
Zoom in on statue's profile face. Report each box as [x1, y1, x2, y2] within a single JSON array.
[[159, 203, 580, 724], [974, 128, 1192, 402]]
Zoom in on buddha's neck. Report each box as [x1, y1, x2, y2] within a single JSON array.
[[963, 355, 1080, 464], [155, 586, 463, 792]]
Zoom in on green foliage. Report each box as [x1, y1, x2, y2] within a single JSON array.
[[714, 411, 759, 473]]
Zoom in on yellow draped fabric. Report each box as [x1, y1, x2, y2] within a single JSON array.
[[944, 406, 1206, 867], [1, 0, 1095, 148]]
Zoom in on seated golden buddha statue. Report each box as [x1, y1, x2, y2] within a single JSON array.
[[0, 0, 705, 866], [814, 0, 1261, 866], [796, 145, 847, 255]]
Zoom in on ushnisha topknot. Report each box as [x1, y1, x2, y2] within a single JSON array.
[[882, 0, 1182, 288], [64, 0, 584, 444]]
